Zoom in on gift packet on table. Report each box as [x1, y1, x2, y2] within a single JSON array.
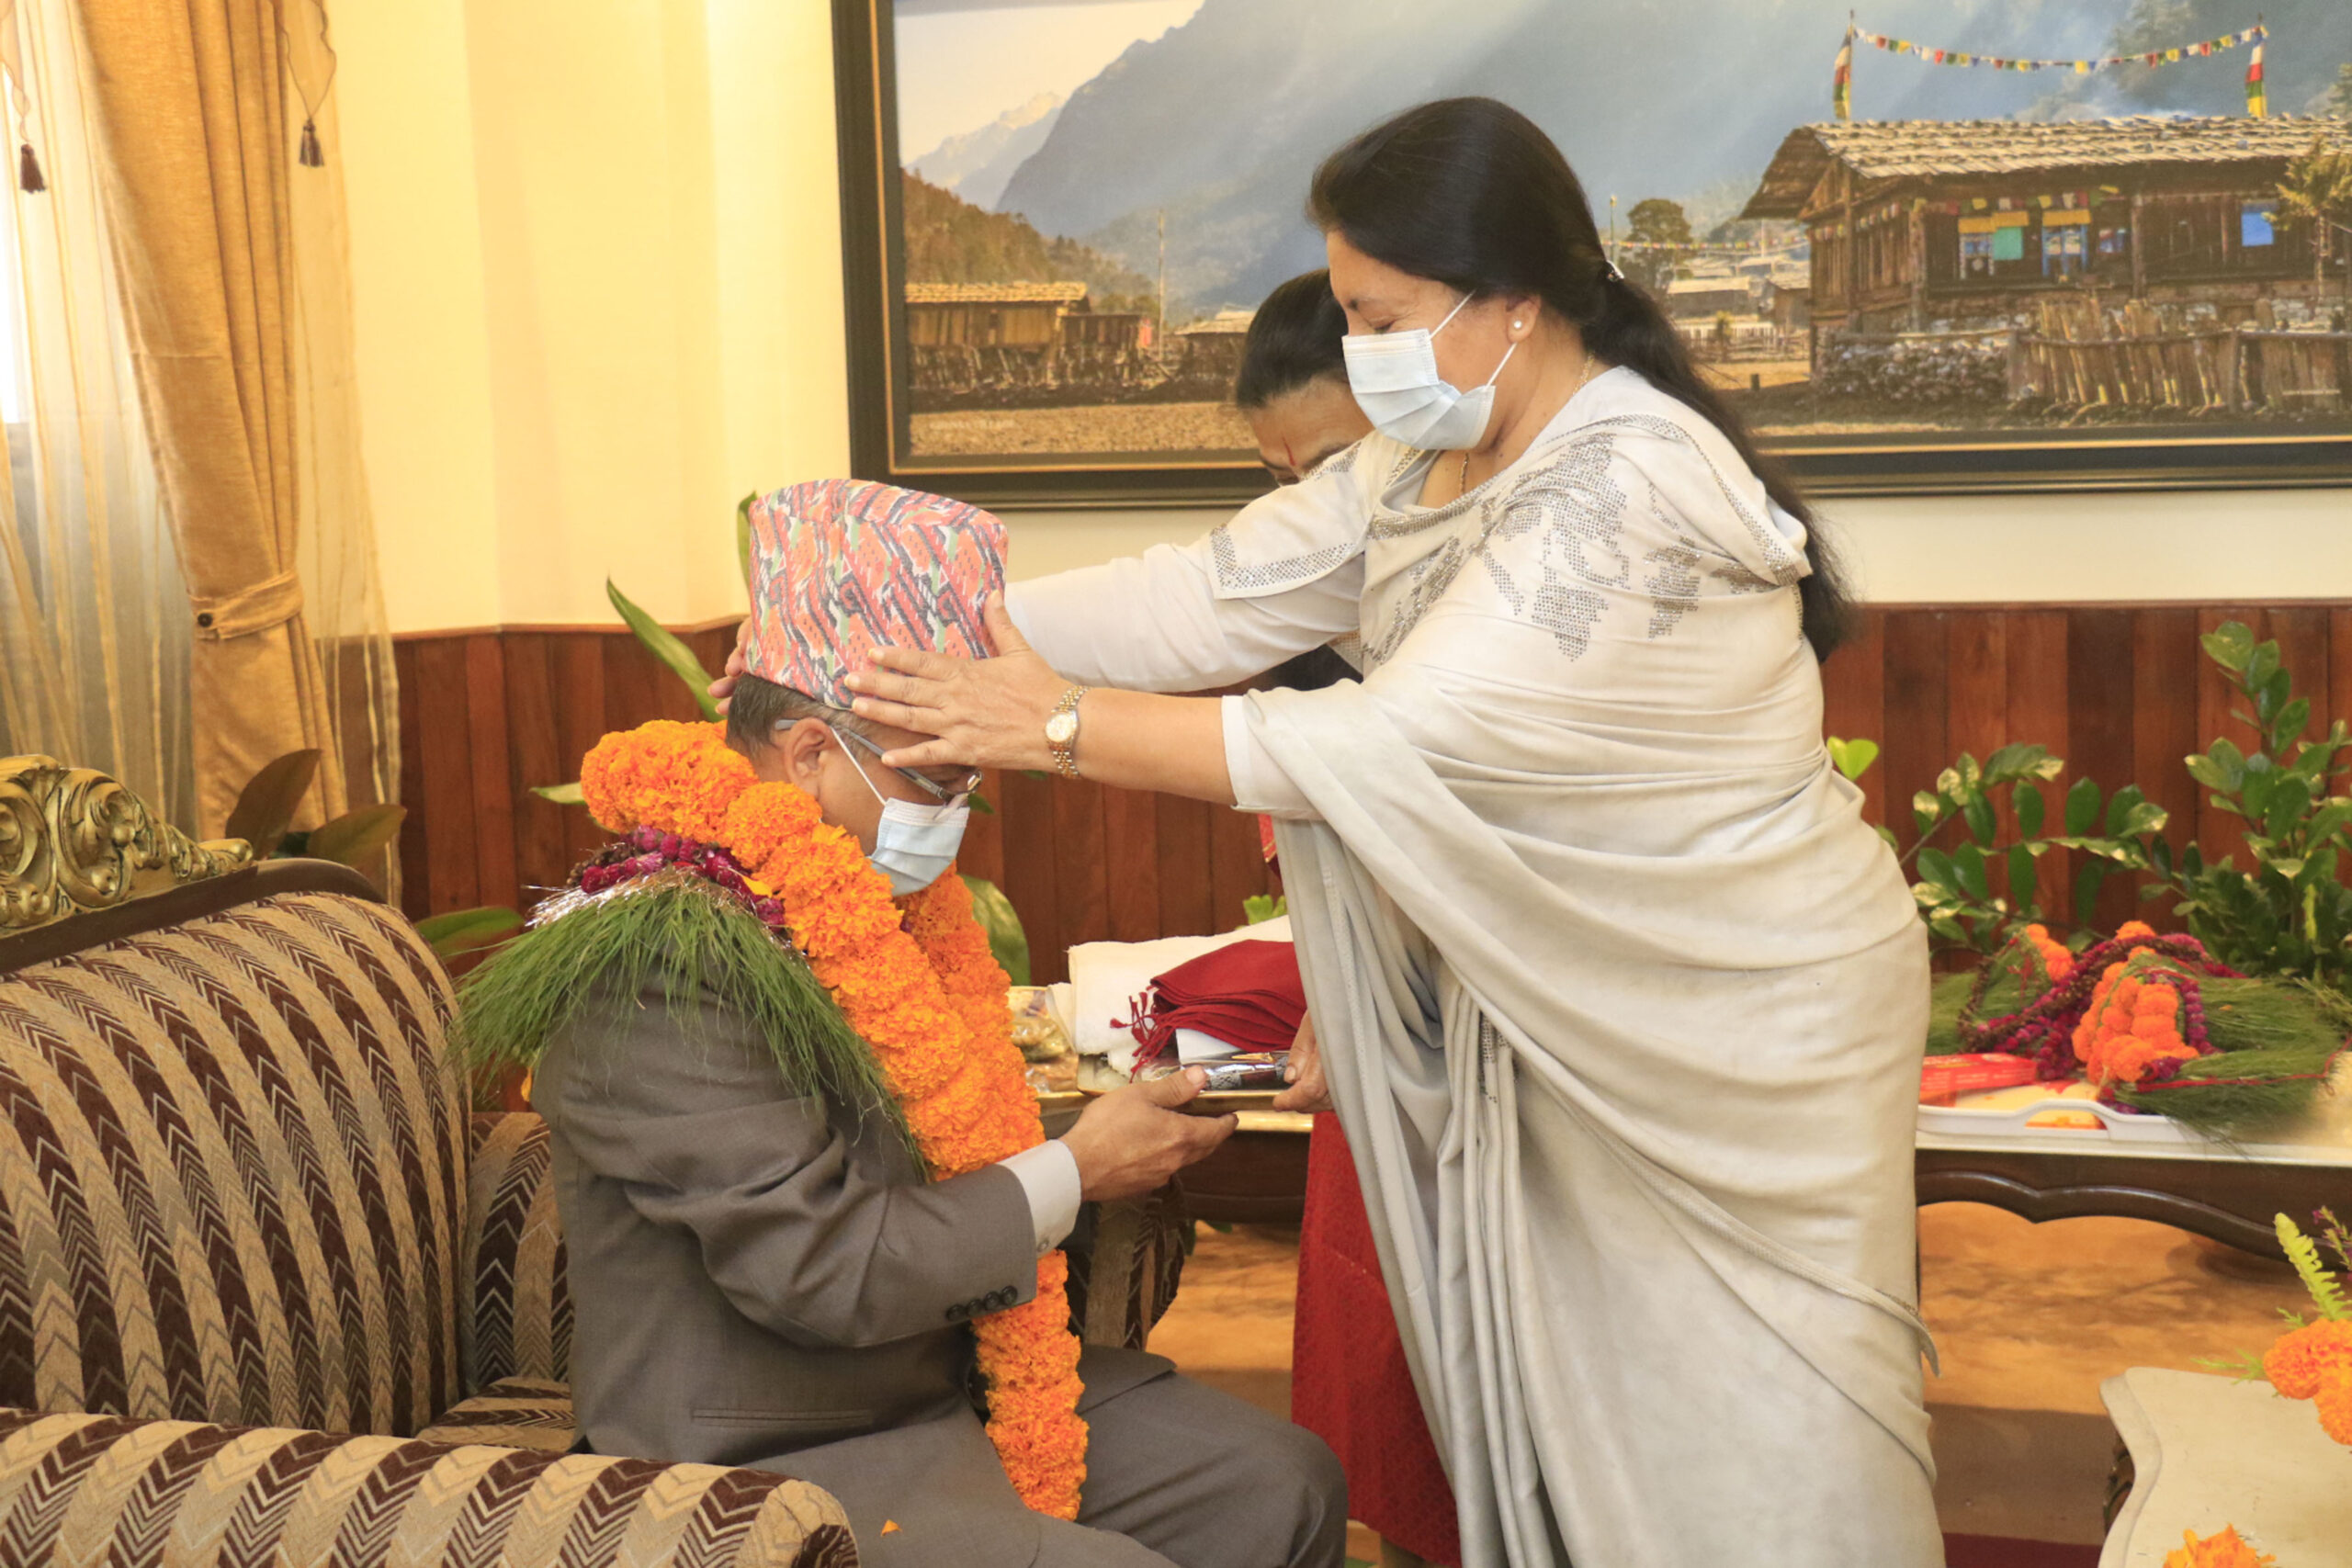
[[1008, 986, 1080, 1095]]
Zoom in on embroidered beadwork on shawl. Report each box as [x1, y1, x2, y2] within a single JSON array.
[[1207, 523, 1356, 594], [1363, 536, 1471, 669], [1573, 413, 1807, 586]]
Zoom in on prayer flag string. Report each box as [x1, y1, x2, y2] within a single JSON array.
[[1833, 21, 2272, 121]]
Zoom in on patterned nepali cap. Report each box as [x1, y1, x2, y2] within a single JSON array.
[[741, 479, 1007, 707]]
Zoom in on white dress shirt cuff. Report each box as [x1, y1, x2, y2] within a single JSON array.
[[1222, 694, 1317, 818], [999, 1138, 1084, 1256]]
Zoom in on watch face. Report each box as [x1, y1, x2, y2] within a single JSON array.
[[1045, 711, 1079, 745]]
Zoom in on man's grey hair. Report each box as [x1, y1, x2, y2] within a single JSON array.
[[724, 673, 880, 757]]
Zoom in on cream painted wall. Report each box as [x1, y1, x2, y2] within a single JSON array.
[[999, 487, 2352, 602], [344, 0, 850, 633], [343, 9, 2342, 633]]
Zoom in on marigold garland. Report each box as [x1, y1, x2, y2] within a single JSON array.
[[2162, 1526, 2276, 1568], [580, 719, 1087, 1517]]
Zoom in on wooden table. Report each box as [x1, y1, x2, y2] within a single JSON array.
[[1177, 1109, 2352, 1247], [2100, 1367, 2350, 1566], [1917, 1111, 2352, 1258]]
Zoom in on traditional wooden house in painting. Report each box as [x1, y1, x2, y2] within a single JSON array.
[[1739, 116, 2350, 352], [1172, 310, 1255, 381]]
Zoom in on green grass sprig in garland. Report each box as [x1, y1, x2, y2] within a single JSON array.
[[454, 872, 915, 1157]]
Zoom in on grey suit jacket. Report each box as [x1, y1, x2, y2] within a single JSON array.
[[532, 976, 1170, 1536]]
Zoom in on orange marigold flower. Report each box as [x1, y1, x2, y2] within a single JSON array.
[[2317, 1365, 2352, 1448], [2116, 920, 2156, 942], [2264, 1318, 2352, 1400], [2162, 1525, 2275, 1568]]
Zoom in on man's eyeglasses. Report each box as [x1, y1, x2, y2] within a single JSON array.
[[836, 726, 979, 804]]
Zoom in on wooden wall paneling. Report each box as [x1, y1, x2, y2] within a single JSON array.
[[2004, 610, 2069, 924], [2065, 608, 2141, 932], [959, 768, 1007, 889], [1945, 611, 2013, 893], [392, 641, 429, 919], [997, 767, 1066, 983], [601, 631, 670, 739], [2331, 608, 2352, 746], [1819, 607, 1886, 826], [2265, 605, 2333, 753], [2131, 608, 2202, 912], [1155, 793, 1216, 939], [500, 632, 571, 906], [552, 632, 610, 865], [462, 635, 521, 916], [1101, 785, 1163, 942], [1881, 611, 1951, 853], [2193, 606, 2267, 868], [1206, 807, 1272, 932], [407, 637, 481, 915], [1050, 778, 1112, 963]]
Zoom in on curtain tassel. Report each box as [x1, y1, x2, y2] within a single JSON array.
[[299, 118, 322, 167], [17, 142, 42, 193]]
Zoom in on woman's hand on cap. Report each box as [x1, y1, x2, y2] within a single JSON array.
[[708, 617, 754, 716], [845, 593, 1068, 772]]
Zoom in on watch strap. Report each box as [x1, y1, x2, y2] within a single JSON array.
[[1047, 686, 1089, 779]]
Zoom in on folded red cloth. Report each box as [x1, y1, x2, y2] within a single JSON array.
[[1125, 940, 1305, 1069]]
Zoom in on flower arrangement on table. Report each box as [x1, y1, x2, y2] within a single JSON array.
[[2204, 1208, 2352, 1451], [465, 718, 1089, 1518], [1925, 919, 2350, 1137]]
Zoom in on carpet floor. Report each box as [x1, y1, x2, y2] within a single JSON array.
[[1149, 1201, 2308, 1562]]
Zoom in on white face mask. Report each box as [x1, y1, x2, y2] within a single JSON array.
[[1340, 292, 1517, 452], [831, 728, 970, 897]]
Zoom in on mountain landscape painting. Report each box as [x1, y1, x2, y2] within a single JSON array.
[[850, 0, 2352, 497]]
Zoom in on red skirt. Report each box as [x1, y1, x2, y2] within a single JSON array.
[[1291, 1113, 1463, 1565]]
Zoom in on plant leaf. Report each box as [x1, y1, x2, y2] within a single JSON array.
[[2276, 696, 2312, 748], [1961, 793, 1997, 848], [1917, 847, 1960, 896], [608, 579, 721, 721], [415, 906, 523, 957], [1951, 842, 1990, 902], [2064, 775, 2100, 837], [2074, 859, 2108, 927], [305, 804, 408, 869], [961, 875, 1030, 988], [2015, 783, 2045, 840], [1826, 736, 1880, 782], [2199, 622, 2254, 672], [533, 781, 586, 806], [226, 750, 322, 856], [2006, 844, 2038, 912]]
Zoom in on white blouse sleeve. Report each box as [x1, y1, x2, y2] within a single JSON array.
[[1001, 441, 1378, 694]]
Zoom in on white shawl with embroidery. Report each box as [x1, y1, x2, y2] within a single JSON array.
[[1010, 368, 1942, 1567]]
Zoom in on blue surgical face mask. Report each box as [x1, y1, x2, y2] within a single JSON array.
[[1340, 292, 1517, 452], [832, 728, 969, 897]]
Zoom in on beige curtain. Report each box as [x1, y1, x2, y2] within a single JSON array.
[[0, 0, 190, 825], [74, 0, 393, 838]]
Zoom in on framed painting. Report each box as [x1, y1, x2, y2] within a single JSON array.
[[834, 0, 2352, 505]]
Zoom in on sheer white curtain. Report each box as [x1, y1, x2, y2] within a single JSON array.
[[0, 0, 190, 826], [0, 0, 399, 847]]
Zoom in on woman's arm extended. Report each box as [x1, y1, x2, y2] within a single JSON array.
[[846, 596, 1238, 806]]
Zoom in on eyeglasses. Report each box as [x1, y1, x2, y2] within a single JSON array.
[[835, 726, 979, 804]]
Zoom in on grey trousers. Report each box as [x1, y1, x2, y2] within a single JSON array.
[[768, 1349, 1348, 1568]]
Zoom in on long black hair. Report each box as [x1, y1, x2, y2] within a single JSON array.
[[1308, 96, 1853, 659], [1235, 269, 1351, 410]]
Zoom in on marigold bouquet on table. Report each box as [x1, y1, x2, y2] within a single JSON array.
[[1926, 920, 2351, 1139]]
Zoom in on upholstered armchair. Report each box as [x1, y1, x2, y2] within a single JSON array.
[[0, 756, 855, 1568]]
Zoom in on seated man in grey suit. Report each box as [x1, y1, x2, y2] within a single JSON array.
[[465, 480, 1345, 1568]]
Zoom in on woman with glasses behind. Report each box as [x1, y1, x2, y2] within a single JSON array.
[[1234, 273, 1457, 1568]]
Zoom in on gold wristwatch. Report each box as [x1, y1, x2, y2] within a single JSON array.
[[1045, 685, 1089, 778]]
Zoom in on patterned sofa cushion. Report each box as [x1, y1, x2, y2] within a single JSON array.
[[463, 1115, 570, 1390], [418, 1375, 575, 1454], [0, 1408, 855, 1568], [0, 893, 467, 1436]]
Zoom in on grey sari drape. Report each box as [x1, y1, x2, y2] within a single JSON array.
[[1010, 367, 1944, 1566]]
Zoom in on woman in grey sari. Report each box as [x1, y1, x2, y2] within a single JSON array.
[[836, 97, 1941, 1568]]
